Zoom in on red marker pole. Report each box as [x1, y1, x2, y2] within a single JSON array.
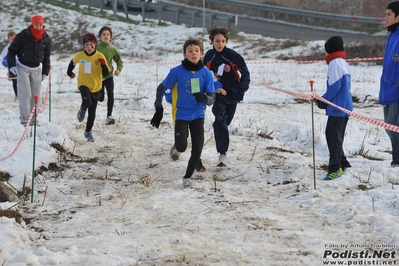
[[309, 80, 316, 190], [31, 95, 39, 203]]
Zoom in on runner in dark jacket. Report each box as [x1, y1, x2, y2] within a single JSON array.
[[202, 26, 250, 168], [7, 14, 51, 126]]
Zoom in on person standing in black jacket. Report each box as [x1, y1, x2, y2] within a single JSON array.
[[7, 14, 51, 126], [202, 26, 250, 167]]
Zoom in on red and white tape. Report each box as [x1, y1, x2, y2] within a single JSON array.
[[0, 105, 38, 162], [312, 93, 399, 133], [264, 84, 399, 133]]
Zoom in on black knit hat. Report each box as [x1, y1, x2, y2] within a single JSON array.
[[82, 33, 97, 46], [388, 1, 399, 17], [324, 36, 344, 54]]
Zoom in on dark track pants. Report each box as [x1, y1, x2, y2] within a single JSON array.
[[174, 119, 204, 179], [79, 86, 99, 133], [212, 99, 237, 153], [101, 77, 115, 117], [325, 116, 349, 172], [384, 104, 399, 165]]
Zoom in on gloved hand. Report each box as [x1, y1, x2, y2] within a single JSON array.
[[150, 107, 163, 128], [42, 74, 47, 81], [9, 66, 17, 76], [67, 72, 76, 78], [316, 100, 327, 109], [194, 92, 207, 103], [98, 58, 106, 65]]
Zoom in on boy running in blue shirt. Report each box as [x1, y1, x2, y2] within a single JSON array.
[[151, 37, 216, 187]]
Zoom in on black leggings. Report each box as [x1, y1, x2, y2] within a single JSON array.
[[174, 119, 204, 178], [101, 78, 114, 117], [79, 86, 99, 132]]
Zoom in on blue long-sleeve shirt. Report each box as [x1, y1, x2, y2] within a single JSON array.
[[163, 64, 216, 121]]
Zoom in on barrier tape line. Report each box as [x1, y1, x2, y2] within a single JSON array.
[[264, 85, 399, 133], [5, 58, 382, 64], [296, 57, 383, 64], [155, 57, 384, 67], [264, 85, 312, 101], [0, 57, 385, 79], [0, 72, 51, 162], [0, 105, 37, 162], [312, 93, 399, 133]]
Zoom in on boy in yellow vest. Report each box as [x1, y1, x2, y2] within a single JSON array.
[[66, 33, 110, 142]]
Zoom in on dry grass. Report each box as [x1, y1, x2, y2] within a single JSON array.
[[0, 208, 23, 224]]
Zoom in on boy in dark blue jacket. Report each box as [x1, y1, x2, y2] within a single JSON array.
[[202, 26, 250, 168]]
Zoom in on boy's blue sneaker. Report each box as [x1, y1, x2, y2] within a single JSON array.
[[84, 131, 94, 142], [323, 168, 343, 181], [77, 108, 86, 122]]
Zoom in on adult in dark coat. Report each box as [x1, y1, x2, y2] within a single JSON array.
[[7, 14, 51, 126]]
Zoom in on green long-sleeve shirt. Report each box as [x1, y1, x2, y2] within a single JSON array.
[[96, 41, 123, 79]]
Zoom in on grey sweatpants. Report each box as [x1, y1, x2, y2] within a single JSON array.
[[16, 62, 42, 124]]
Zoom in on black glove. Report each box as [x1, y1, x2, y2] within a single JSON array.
[[316, 100, 327, 109], [150, 107, 163, 128], [194, 92, 207, 103]]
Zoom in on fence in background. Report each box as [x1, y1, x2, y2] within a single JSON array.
[[60, 0, 385, 29], [194, 0, 385, 26]]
